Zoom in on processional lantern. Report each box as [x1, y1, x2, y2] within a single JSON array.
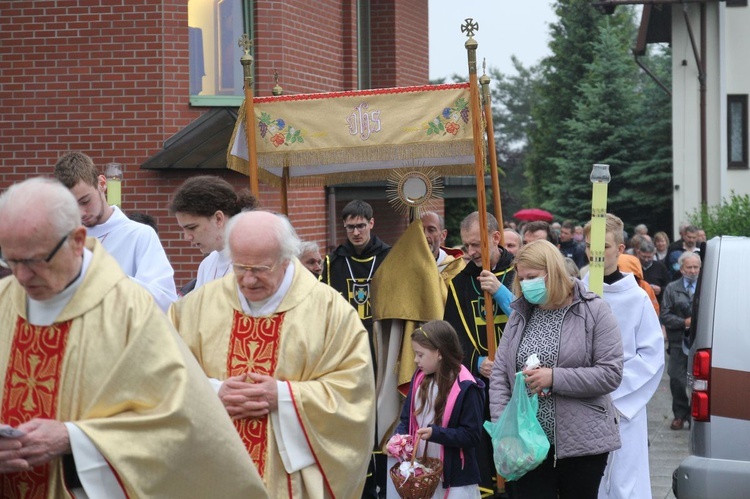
[[588, 163, 612, 297]]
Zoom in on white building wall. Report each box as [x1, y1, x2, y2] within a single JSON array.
[[671, 3, 750, 239], [704, 4, 722, 207], [724, 4, 750, 199], [671, 4, 703, 235]]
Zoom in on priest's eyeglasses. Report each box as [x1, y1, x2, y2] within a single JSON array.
[[232, 262, 277, 277], [0, 231, 72, 270], [344, 223, 368, 233]]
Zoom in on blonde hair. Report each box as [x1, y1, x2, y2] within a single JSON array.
[[583, 213, 624, 245], [653, 231, 670, 247], [512, 240, 574, 308]]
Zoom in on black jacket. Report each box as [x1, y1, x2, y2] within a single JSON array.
[[558, 239, 588, 268], [320, 235, 391, 334], [443, 247, 515, 378]]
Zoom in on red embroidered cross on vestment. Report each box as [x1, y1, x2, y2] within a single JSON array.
[[1, 317, 72, 498], [227, 311, 284, 478]]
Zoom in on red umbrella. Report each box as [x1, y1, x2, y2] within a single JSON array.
[[513, 208, 554, 223]]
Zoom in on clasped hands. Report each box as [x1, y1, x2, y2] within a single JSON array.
[[0, 419, 70, 474], [219, 372, 278, 420]]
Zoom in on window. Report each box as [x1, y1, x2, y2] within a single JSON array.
[[728, 95, 748, 169], [188, 0, 252, 106], [726, 0, 748, 7]]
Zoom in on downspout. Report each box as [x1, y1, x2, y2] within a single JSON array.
[[718, 0, 728, 200], [682, 2, 708, 204]]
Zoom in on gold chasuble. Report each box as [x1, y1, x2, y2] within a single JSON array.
[[0, 239, 268, 499], [170, 258, 375, 499]]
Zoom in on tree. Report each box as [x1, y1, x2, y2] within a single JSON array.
[[624, 45, 673, 234], [525, 0, 603, 206], [488, 59, 541, 219], [544, 14, 642, 223]]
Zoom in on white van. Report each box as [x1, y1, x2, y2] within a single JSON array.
[[674, 236, 750, 498]]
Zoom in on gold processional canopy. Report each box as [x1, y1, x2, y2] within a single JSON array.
[[227, 83, 476, 187]]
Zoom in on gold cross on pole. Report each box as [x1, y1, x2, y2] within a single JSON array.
[[238, 33, 253, 56], [461, 18, 479, 38]]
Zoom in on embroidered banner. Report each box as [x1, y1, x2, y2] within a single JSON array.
[[1, 318, 72, 498], [227, 83, 475, 186], [227, 311, 284, 478]]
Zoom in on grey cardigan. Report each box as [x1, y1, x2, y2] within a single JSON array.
[[489, 279, 623, 459]]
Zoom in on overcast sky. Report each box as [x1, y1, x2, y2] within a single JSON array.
[[428, 0, 557, 80]]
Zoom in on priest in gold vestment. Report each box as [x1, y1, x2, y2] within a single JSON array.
[[169, 210, 376, 498], [0, 178, 267, 498]]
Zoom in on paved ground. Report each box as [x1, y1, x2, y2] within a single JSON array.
[[648, 352, 690, 499]]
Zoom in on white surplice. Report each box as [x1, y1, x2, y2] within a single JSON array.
[[195, 247, 232, 290], [86, 206, 176, 310], [585, 273, 665, 499]]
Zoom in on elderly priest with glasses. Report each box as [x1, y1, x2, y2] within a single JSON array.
[[169, 209, 376, 498], [0, 178, 267, 498]]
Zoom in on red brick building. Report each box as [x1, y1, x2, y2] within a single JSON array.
[[0, 0, 429, 288]]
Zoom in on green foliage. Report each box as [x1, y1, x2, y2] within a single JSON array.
[[545, 15, 641, 223], [489, 60, 542, 220], [524, 5, 672, 233], [689, 193, 750, 237], [429, 3, 673, 234], [491, 60, 540, 148], [444, 197, 477, 247], [525, 0, 603, 205], [622, 45, 673, 234]]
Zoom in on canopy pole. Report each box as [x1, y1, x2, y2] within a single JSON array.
[[239, 34, 260, 198], [480, 64, 505, 247], [463, 20, 495, 361], [281, 164, 290, 215], [464, 21, 505, 495], [272, 74, 289, 215]]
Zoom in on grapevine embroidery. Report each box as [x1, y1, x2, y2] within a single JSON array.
[[258, 112, 304, 147], [425, 97, 469, 136]]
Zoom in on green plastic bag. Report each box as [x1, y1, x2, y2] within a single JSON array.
[[483, 371, 550, 481]]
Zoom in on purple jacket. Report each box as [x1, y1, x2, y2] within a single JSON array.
[[489, 279, 623, 459]]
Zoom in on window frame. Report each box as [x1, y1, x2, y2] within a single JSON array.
[[727, 94, 749, 170], [189, 0, 253, 107]]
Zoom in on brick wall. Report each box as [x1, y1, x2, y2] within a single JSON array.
[[254, 0, 359, 95], [0, 0, 428, 290], [370, 0, 429, 88]]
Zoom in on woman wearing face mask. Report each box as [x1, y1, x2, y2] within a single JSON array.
[[488, 240, 624, 499]]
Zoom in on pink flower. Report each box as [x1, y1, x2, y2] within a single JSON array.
[[445, 121, 460, 135], [271, 133, 285, 147], [386, 434, 414, 462]]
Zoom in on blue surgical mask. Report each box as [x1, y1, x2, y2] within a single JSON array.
[[684, 274, 698, 284], [520, 276, 548, 305]]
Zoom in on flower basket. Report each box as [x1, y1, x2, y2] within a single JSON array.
[[389, 443, 443, 499]]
